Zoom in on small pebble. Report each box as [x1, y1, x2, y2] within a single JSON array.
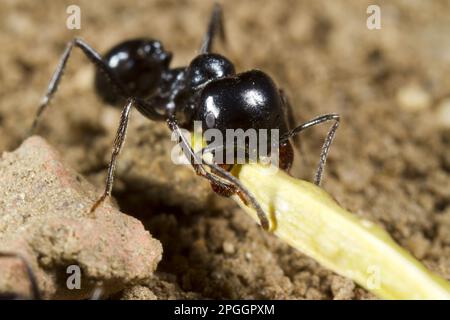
[[406, 233, 430, 260], [436, 98, 450, 129], [331, 276, 355, 300], [222, 241, 235, 255], [121, 285, 157, 300], [397, 85, 431, 112]]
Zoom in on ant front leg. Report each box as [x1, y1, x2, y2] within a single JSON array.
[[90, 98, 134, 213], [167, 117, 270, 230], [281, 113, 340, 186], [199, 3, 226, 54], [31, 38, 127, 134], [90, 96, 184, 213]]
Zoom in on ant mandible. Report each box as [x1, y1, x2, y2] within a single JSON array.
[[31, 4, 340, 231]]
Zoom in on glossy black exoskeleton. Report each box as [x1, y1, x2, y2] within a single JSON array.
[[194, 69, 293, 168], [32, 4, 339, 231], [95, 39, 172, 105]]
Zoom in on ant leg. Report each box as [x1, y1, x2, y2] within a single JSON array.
[[90, 98, 134, 213], [167, 117, 270, 230], [31, 38, 127, 134], [280, 114, 340, 186], [206, 162, 270, 231], [90, 286, 104, 300], [0, 251, 41, 300], [199, 3, 226, 54]]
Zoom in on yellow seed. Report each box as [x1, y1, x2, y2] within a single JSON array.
[[397, 85, 431, 112], [436, 98, 450, 129], [232, 163, 450, 300]]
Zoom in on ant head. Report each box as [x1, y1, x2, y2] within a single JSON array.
[[186, 53, 235, 90], [196, 70, 288, 132], [95, 38, 172, 105], [194, 70, 292, 167]]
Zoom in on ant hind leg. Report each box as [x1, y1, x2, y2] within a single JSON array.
[[30, 38, 127, 134]]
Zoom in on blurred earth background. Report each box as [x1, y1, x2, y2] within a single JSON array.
[[0, 0, 450, 299]]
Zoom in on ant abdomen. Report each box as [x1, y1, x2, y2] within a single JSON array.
[[95, 38, 172, 105]]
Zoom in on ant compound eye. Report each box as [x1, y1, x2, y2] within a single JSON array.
[[186, 53, 235, 89]]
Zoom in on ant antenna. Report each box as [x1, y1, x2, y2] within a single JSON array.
[[280, 113, 340, 185], [199, 3, 226, 54]]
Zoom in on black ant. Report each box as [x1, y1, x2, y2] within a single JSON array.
[[31, 4, 339, 231]]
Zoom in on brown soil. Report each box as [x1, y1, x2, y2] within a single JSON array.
[[1, 0, 450, 299]]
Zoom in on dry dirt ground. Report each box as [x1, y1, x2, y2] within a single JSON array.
[[1, 0, 450, 299]]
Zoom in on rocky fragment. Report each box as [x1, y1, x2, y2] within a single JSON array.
[[0, 136, 162, 299]]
